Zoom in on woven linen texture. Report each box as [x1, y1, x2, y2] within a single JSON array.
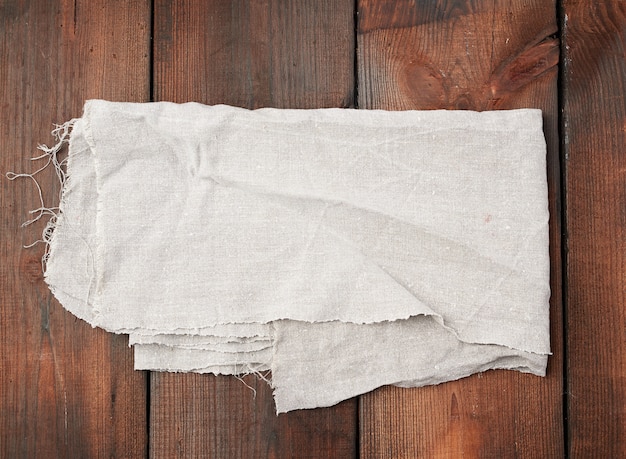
[[43, 100, 550, 412]]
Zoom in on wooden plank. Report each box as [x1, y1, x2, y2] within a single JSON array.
[[153, 0, 355, 109], [150, 1, 357, 457], [562, 2, 626, 457], [0, 1, 150, 457], [357, 1, 563, 457]]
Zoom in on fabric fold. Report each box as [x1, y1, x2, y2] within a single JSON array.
[[41, 99, 551, 413], [271, 317, 548, 413]]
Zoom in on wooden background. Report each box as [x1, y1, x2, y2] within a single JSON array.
[[1, 0, 624, 457]]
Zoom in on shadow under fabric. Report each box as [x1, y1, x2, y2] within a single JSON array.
[[43, 100, 550, 413]]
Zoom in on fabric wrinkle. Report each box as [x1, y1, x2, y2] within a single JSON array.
[[29, 99, 551, 413]]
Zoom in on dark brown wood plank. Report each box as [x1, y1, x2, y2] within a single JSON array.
[[0, 1, 150, 457], [357, 1, 563, 457], [150, 1, 357, 457], [562, 2, 626, 457]]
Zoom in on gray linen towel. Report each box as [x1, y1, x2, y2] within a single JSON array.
[[40, 100, 550, 412]]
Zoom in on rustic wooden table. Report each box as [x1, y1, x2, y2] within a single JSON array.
[[1, 1, 624, 457]]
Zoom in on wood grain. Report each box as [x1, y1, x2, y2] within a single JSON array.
[[150, 1, 357, 457], [562, 2, 626, 457], [0, 1, 150, 457], [153, 0, 355, 109], [5, 1, 622, 456], [150, 373, 357, 458], [357, 1, 563, 457]]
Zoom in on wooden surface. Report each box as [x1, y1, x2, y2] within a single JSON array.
[[1, 1, 624, 458], [357, 1, 563, 457], [0, 1, 150, 457], [562, 1, 626, 457]]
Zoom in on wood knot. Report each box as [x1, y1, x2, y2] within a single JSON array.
[[488, 35, 559, 100], [400, 59, 445, 108]]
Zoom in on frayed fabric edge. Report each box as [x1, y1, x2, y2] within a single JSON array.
[[6, 119, 78, 273], [10, 103, 551, 415]]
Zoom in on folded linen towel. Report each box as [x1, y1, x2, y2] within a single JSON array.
[[40, 100, 550, 412]]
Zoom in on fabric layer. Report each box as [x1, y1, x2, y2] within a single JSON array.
[[43, 100, 551, 413], [271, 317, 547, 413]]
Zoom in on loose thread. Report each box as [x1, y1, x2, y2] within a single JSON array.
[[250, 367, 272, 385], [234, 364, 274, 398], [6, 119, 77, 270], [234, 373, 258, 399]]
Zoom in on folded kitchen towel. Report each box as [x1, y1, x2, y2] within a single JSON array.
[[38, 100, 550, 412]]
